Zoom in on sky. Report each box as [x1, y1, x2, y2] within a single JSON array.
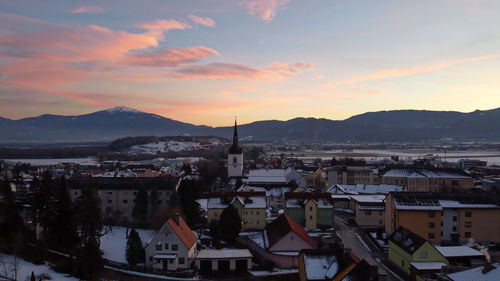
[[1, 0, 500, 126]]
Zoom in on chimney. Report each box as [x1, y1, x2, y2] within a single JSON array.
[[482, 262, 495, 274], [173, 213, 180, 225]]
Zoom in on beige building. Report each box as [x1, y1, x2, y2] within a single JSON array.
[[325, 166, 376, 187], [350, 195, 386, 227], [207, 191, 267, 229]]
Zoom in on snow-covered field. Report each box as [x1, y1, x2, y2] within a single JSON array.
[[100, 226, 156, 264], [0, 254, 78, 281], [129, 138, 225, 155]]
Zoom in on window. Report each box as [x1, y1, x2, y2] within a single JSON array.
[[465, 211, 472, 217], [233, 156, 237, 163], [214, 211, 218, 216], [379, 220, 382, 225], [465, 221, 472, 228], [156, 244, 162, 251], [453, 216, 457, 222], [256, 211, 259, 215], [164, 243, 169, 250], [428, 223, 435, 228], [251, 211, 253, 215], [365, 210, 372, 215], [420, 252, 427, 258], [379, 211, 383, 216], [172, 244, 178, 251], [309, 215, 313, 220], [257, 220, 260, 225], [428, 212, 436, 218], [74, 191, 78, 195], [465, 232, 472, 238], [108, 191, 112, 195], [107, 200, 112, 203], [179, 257, 185, 264], [164, 233, 168, 237], [428, 233, 435, 239], [453, 226, 457, 232], [149, 257, 153, 262], [169, 259, 173, 264], [123, 199, 128, 204], [309, 206, 313, 211]]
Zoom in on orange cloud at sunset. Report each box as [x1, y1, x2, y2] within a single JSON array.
[[188, 15, 216, 27], [240, 0, 290, 22]]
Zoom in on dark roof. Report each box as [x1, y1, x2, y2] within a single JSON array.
[[285, 192, 332, 200], [342, 259, 378, 281], [389, 192, 500, 206], [67, 176, 179, 190], [389, 226, 427, 254], [266, 214, 317, 249], [229, 119, 243, 154], [207, 191, 266, 198]]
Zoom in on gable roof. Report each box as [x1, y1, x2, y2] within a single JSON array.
[[166, 216, 197, 249], [266, 214, 317, 249], [388, 226, 427, 255], [447, 263, 500, 281]]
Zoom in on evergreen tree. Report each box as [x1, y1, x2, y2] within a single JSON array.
[[217, 205, 241, 242], [30, 271, 36, 281], [177, 179, 203, 227], [75, 237, 103, 280], [125, 228, 145, 265], [51, 177, 79, 251], [149, 189, 159, 218], [74, 187, 102, 246], [0, 175, 25, 252], [32, 171, 57, 238], [132, 188, 148, 223]]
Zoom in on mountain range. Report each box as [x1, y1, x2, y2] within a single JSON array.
[[1, 106, 500, 143]]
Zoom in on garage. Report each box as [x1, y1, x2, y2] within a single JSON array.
[[200, 260, 212, 274], [218, 260, 230, 273], [235, 259, 248, 272]]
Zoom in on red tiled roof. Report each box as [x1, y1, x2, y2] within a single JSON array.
[[167, 216, 197, 249], [266, 214, 317, 249]]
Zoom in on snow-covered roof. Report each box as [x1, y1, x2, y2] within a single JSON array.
[[358, 205, 385, 211], [410, 261, 446, 270], [393, 198, 499, 211], [350, 195, 386, 203], [302, 253, 339, 280], [438, 200, 499, 209], [447, 263, 500, 281], [207, 194, 266, 209], [383, 168, 471, 179], [195, 249, 252, 259], [328, 184, 403, 195], [247, 168, 305, 186], [435, 246, 485, 258]]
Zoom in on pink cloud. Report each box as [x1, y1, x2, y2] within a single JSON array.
[[137, 19, 191, 40], [188, 15, 215, 27], [239, 0, 290, 22], [123, 46, 219, 67], [170, 63, 274, 79], [71, 5, 105, 14], [266, 61, 314, 76]]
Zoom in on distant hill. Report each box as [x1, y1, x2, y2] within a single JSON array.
[[1, 106, 500, 143]]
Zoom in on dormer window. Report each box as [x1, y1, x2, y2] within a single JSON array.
[[233, 156, 237, 164]]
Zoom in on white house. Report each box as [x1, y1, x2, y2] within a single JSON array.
[[145, 215, 197, 271]]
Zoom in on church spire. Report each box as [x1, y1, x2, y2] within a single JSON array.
[[229, 117, 242, 154]]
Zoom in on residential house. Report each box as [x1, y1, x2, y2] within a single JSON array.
[[350, 195, 386, 228], [194, 249, 252, 274], [207, 191, 266, 229], [388, 227, 448, 278], [145, 215, 197, 271], [284, 192, 335, 230], [381, 168, 474, 192], [238, 214, 317, 268], [238, 184, 292, 209], [385, 192, 500, 243]]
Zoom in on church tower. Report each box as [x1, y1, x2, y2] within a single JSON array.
[[228, 119, 243, 178]]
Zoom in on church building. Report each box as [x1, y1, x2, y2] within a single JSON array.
[[228, 119, 243, 178]]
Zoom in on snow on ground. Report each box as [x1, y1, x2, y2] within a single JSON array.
[[0, 254, 78, 281], [128, 138, 224, 155], [100, 226, 156, 264], [250, 268, 298, 276]]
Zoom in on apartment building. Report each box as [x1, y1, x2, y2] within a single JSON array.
[[385, 192, 500, 243], [207, 191, 266, 229], [350, 195, 386, 227], [284, 192, 334, 229], [381, 168, 474, 192], [325, 166, 376, 186], [68, 176, 180, 222]]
